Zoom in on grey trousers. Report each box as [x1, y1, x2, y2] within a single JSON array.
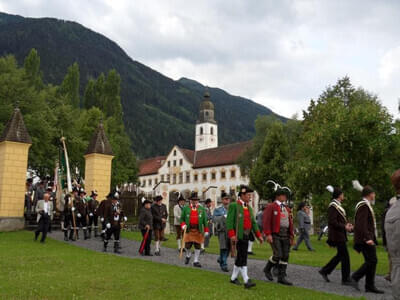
[[294, 229, 313, 250], [392, 257, 400, 300]]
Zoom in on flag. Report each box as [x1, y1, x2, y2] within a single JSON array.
[[59, 137, 72, 193]]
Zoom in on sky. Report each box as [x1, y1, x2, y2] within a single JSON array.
[[1, 0, 400, 119]]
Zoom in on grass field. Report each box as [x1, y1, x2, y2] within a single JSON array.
[[0, 231, 363, 300], [122, 231, 389, 275]]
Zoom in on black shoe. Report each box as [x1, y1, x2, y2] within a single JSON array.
[[247, 251, 254, 255], [318, 270, 330, 283], [200, 249, 205, 254], [342, 279, 358, 289], [114, 249, 122, 254], [365, 286, 384, 294], [244, 279, 256, 289], [144, 253, 153, 256], [185, 256, 190, 265], [230, 279, 241, 285], [308, 248, 315, 252], [217, 258, 221, 264], [221, 266, 229, 272], [278, 264, 293, 286], [193, 262, 202, 268], [263, 261, 274, 281], [292, 247, 298, 251], [40, 240, 45, 243], [103, 247, 107, 252], [154, 251, 160, 256], [350, 276, 360, 291]]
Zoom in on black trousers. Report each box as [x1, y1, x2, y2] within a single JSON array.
[[76, 216, 87, 229], [141, 229, 152, 255], [88, 215, 98, 228], [105, 226, 121, 242], [271, 232, 290, 263], [235, 238, 249, 267], [352, 244, 377, 287], [321, 242, 350, 281], [35, 215, 50, 242]]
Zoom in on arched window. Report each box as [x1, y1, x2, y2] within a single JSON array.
[[200, 127, 203, 135], [210, 127, 214, 135]]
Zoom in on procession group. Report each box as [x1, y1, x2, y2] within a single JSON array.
[[31, 174, 400, 298]]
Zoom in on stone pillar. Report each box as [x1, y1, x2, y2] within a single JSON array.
[[84, 122, 114, 201], [0, 108, 32, 231]]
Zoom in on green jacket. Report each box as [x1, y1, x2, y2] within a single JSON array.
[[226, 201, 260, 240], [180, 205, 208, 234]]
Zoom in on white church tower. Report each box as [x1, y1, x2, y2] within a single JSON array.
[[195, 90, 218, 151]]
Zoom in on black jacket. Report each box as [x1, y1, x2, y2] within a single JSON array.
[[139, 207, 153, 230], [151, 203, 168, 229], [327, 205, 347, 246]]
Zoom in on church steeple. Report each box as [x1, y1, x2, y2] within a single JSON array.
[[195, 89, 218, 151]]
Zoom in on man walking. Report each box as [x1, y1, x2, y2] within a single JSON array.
[[180, 192, 209, 267], [204, 198, 213, 248], [139, 198, 153, 256], [263, 187, 294, 285], [87, 190, 99, 238], [319, 186, 356, 287], [173, 194, 185, 252], [293, 202, 314, 251], [34, 192, 53, 243], [227, 185, 262, 288], [385, 169, 400, 299], [103, 192, 127, 253], [351, 183, 384, 294], [213, 192, 231, 272], [151, 195, 168, 256]]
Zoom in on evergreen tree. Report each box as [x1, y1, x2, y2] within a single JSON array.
[[59, 62, 80, 107], [23, 48, 42, 89]]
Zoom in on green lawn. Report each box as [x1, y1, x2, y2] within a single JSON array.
[[122, 231, 389, 275], [0, 231, 362, 300]]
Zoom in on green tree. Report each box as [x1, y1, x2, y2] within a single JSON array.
[[250, 121, 289, 199], [289, 77, 397, 218], [59, 62, 80, 107], [23, 48, 43, 89], [83, 79, 96, 109]]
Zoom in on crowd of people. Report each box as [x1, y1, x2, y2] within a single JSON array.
[[28, 174, 400, 297]]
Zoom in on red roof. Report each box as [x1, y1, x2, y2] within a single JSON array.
[[138, 156, 166, 176], [138, 141, 252, 176], [193, 141, 252, 168]]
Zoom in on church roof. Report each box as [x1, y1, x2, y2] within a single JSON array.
[[0, 108, 32, 144], [192, 141, 252, 169], [138, 141, 252, 176], [138, 156, 167, 176], [85, 122, 113, 155]]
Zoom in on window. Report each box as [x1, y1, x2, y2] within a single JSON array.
[[142, 180, 146, 187], [179, 172, 183, 184], [210, 127, 214, 135], [186, 171, 190, 183], [173, 160, 177, 167], [211, 172, 216, 180], [231, 169, 236, 178], [221, 171, 226, 179], [179, 159, 183, 166], [200, 127, 203, 135], [230, 188, 235, 196], [173, 150, 177, 156], [161, 174, 164, 181], [202, 173, 207, 181], [155, 178, 158, 185], [148, 179, 152, 186], [167, 174, 170, 182], [172, 174, 177, 184], [194, 174, 198, 182], [167, 161, 170, 167]]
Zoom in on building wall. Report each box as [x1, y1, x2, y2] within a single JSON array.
[[84, 153, 114, 201], [0, 141, 31, 231], [195, 122, 218, 151], [138, 146, 259, 212]]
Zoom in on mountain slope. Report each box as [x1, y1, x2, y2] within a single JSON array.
[[0, 12, 284, 158]]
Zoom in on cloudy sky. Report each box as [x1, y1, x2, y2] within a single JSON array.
[[1, 0, 400, 118]]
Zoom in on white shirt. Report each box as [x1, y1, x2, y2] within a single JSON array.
[[44, 201, 49, 214]]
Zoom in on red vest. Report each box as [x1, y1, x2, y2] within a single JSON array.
[[262, 202, 294, 237]]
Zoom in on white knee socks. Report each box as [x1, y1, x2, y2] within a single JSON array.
[[248, 241, 253, 252], [231, 265, 240, 281], [194, 249, 200, 263], [155, 241, 160, 252], [177, 239, 181, 249], [240, 266, 249, 283]]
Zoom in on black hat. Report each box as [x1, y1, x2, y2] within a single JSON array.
[[154, 195, 163, 202], [178, 194, 186, 202], [142, 198, 152, 205], [205, 198, 212, 204], [72, 186, 79, 193], [79, 188, 86, 195], [238, 185, 253, 196], [111, 191, 119, 200], [189, 192, 200, 201], [362, 185, 375, 197], [91, 190, 98, 197], [333, 187, 343, 199], [47, 181, 54, 187], [46, 187, 53, 192], [221, 192, 230, 199]]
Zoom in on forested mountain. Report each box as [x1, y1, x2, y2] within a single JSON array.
[[0, 12, 284, 158]]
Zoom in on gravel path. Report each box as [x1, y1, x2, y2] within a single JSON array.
[[49, 231, 393, 299]]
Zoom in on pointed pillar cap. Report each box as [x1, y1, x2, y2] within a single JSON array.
[[85, 121, 113, 155], [0, 107, 32, 143]]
